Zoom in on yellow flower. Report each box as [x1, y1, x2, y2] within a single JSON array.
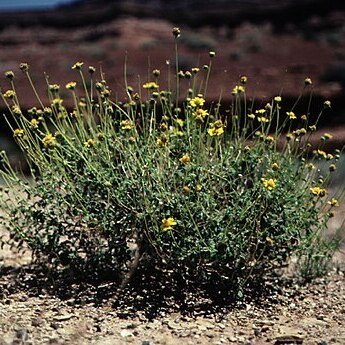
[[301, 114, 307, 121], [66, 81, 77, 90], [247, 113, 255, 119], [329, 164, 336, 172], [120, 119, 134, 130], [12, 106, 22, 116], [328, 198, 339, 207], [49, 84, 60, 92], [322, 132, 333, 140], [257, 116, 269, 123], [232, 85, 245, 95], [274, 96, 282, 102], [143, 81, 159, 90], [271, 163, 279, 171], [158, 122, 168, 132], [72, 62, 83, 70], [179, 154, 190, 165], [286, 111, 297, 119], [13, 128, 24, 137], [309, 125, 317, 132], [195, 184, 203, 191], [156, 135, 168, 147], [305, 163, 315, 170], [262, 178, 276, 191], [30, 119, 39, 129], [161, 217, 177, 232], [52, 98, 63, 107], [310, 186, 326, 197], [266, 237, 274, 246], [84, 138, 96, 148], [264, 135, 275, 143], [3, 90, 16, 99], [315, 149, 327, 159], [240, 75, 247, 84], [208, 120, 224, 136], [42, 133, 57, 148], [193, 108, 208, 121], [175, 118, 184, 127], [293, 128, 307, 136], [255, 109, 266, 115], [189, 96, 205, 108]]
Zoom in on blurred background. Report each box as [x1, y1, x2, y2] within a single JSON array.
[[1, 0, 345, 150]]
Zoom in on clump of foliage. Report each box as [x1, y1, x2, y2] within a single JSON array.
[[0, 29, 342, 297]]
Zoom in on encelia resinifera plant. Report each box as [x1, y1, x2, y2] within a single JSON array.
[[0, 28, 342, 298]]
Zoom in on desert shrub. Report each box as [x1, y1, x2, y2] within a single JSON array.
[[0, 30, 342, 297]]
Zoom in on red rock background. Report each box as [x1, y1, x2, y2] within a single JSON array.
[[0, 0, 345, 146]]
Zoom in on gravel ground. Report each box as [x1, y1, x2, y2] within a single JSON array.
[[1, 226, 345, 345]]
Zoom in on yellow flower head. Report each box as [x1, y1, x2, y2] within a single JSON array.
[[12, 106, 22, 116], [120, 119, 134, 130], [328, 198, 339, 207], [13, 128, 24, 137], [72, 62, 84, 70], [66, 81, 77, 90], [255, 108, 266, 115], [175, 118, 184, 127], [189, 96, 205, 108], [274, 96, 282, 102], [143, 81, 159, 90], [232, 85, 245, 95], [257, 116, 269, 123], [179, 154, 190, 165], [286, 111, 297, 120], [52, 98, 63, 107], [310, 186, 326, 197], [84, 138, 96, 148], [161, 217, 177, 232], [193, 108, 208, 121], [156, 135, 168, 147], [30, 118, 39, 129], [247, 113, 255, 119], [315, 149, 327, 159], [3, 90, 16, 99], [42, 133, 57, 148], [266, 237, 274, 246], [264, 135, 275, 143], [195, 184, 203, 192], [271, 162, 279, 171], [322, 132, 333, 140], [240, 75, 247, 84], [329, 164, 336, 172], [262, 178, 276, 190], [208, 120, 224, 136], [305, 163, 315, 170]]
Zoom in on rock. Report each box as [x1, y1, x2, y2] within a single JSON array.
[[50, 323, 61, 330], [53, 314, 73, 322], [274, 334, 304, 344], [120, 329, 134, 338], [32, 317, 44, 327]]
